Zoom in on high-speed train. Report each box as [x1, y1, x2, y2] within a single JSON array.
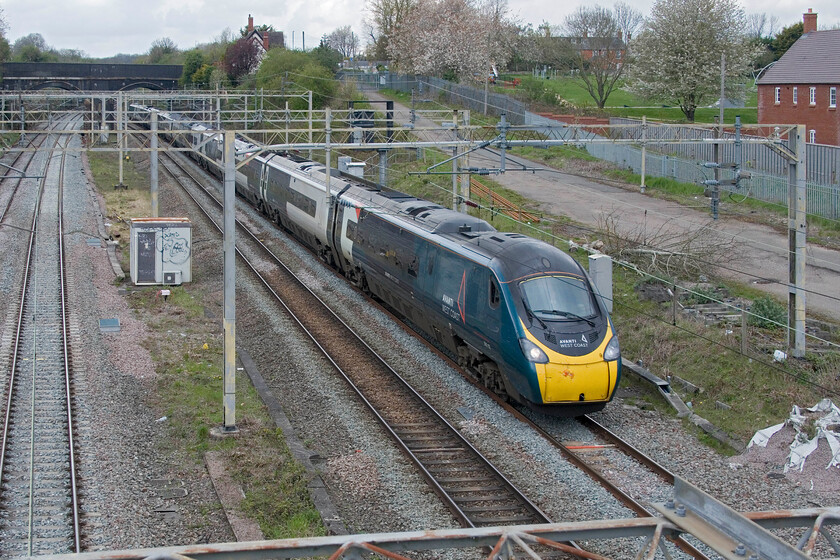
[[130, 104, 621, 415]]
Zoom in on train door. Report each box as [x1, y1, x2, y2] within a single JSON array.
[[432, 251, 467, 327], [259, 158, 269, 204], [465, 265, 501, 341], [339, 203, 359, 264]]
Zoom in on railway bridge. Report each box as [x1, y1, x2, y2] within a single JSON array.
[[0, 62, 182, 91]]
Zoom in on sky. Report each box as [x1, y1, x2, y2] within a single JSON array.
[[2, 0, 839, 59]]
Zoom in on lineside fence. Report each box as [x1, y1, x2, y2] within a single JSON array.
[[343, 71, 840, 220]]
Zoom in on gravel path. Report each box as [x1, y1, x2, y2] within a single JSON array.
[[1, 134, 835, 557]]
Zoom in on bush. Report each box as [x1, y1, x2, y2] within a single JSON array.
[[749, 296, 786, 329]]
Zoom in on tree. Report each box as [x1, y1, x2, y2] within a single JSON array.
[[181, 49, 205, 86], [613, 1, 643, 44], [564, 5, 626, 108], [745, 13, 778, 70], [0, 7, 9, 63], [223, 38, 261, 83], [255, 49, 337, 109], [191, 64, 214, 87], [148, 37, 178, 64], [364, 0, 417, 60], [12, 33, 49, 62], [311, 38, 343, 72], [326, 26, 359, 59], [745, 12, 779, 39], [770, 22, 803, 60], [388, 0, 515, 81], [629, 0, 758, 121], [241, 23, 276, 37]]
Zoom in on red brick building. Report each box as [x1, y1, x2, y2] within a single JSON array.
[[758, 10, 840, 146]]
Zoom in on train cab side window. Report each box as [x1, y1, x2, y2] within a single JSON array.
[[346, 221, 358, 242], [489, 279, 501, 309]]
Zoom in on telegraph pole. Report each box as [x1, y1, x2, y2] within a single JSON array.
[[222, 130, 238, 432], [788, 125, 807, 357], [150, 112, 158, 217]]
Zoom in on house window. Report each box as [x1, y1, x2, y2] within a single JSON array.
[[831, 87, 837, 108], [774, 87, 781, 104], [809, 129, 816, 143], [793, 87, 798, 105], [810, 86, 816, 105]]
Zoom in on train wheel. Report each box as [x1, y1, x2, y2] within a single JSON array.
[[478, 362, 508, 401]]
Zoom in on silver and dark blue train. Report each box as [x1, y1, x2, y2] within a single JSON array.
[[130, 104, 621, 415]]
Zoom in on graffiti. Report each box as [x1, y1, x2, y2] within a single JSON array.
[[156, 229, 191, 265]]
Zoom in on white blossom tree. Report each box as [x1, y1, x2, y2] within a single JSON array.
[[630, 0, 758, 121], [388, 0, 515, 80]]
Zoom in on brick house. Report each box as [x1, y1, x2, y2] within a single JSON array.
[[757, 9, 840, 145]]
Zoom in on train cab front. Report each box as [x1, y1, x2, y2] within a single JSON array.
[[512, 272, 621, 416]]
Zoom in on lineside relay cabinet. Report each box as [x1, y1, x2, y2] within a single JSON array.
[[129, 217, 192, 286]]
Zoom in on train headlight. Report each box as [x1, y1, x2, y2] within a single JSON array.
[[519, 339, 549, 364], [603, 337, 620, 361]]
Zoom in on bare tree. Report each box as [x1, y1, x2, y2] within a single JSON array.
[[746, 12, 779, 39], [613, 1, 643, 43], [364, 0, 417, 60], [327, 25, 360, 59], [564, 5, 626, 108]]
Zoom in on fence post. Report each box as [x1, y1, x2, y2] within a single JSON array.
[[640, 115, 647, 193], [741, 306, 748, 355], [672, 283, 678, 325]]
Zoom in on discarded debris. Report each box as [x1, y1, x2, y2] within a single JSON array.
[[748, 399, 840, 472]]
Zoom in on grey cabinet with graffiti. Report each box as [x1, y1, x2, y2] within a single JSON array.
[[129, 217, 192, 285]]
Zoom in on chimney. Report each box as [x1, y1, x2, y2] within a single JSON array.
[[803, 8, 817, 34], [263, 33, 269, 51], [248, 14, 254, 33]]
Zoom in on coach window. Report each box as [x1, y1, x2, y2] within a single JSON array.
[[489, 278, 501, 309]]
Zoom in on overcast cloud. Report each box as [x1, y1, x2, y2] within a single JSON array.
[[2, 0, 838, 59]]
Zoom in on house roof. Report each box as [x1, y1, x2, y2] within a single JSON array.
[[558, 36, 626, 51], [758, 30, 840, 85]]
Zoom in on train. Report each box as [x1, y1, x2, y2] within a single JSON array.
[[129, 104, 621, 416]]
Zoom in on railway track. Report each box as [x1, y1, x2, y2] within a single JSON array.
[[0, 118, 81, 557], [158, 141, 724, 559], [158, 151, 556, 531]]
